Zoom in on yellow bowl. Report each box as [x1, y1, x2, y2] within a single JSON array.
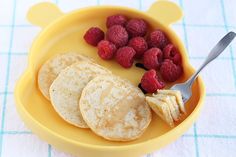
[[15, 1, 206, 157]]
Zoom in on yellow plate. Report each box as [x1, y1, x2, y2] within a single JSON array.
[[15, 1, 206, 157]]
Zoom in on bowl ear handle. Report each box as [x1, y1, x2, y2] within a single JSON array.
[[146, 0, 183, 26], [27, 2, 63, 28]]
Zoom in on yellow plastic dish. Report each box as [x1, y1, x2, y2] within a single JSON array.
[[15, 1, 206, 157]]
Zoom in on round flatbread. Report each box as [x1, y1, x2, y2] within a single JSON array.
[[49, 62, 111, 128], [79, 75, 152, 141], [38, 52, 91, 100]]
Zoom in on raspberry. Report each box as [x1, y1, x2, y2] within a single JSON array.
[[107, 25, 128, 48], [143, 48, 163, 70], [106, 14, 128, 28], [141, 69, 165, 93], [84, 27, 104, 46], [128, 37, 148, 59], [115, 46, 136, 68], [147, 29, 169, 49], [160, 59, 183, 82], [126, 19, 147, 37], [163, 44, 182, 65], [97, 40, 117, 60]]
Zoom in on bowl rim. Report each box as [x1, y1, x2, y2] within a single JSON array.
[[15, 5, 206, 151]]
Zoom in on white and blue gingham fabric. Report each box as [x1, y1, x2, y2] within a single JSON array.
[[0, 0, 236, 157]]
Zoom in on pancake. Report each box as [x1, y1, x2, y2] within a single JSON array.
[[152, 94, 180, 121], [38, 52, 91, 100], [79, 75, 151, 141], [49, 62, 111, 128], [157, 90, 186, 113], [146, 96, 174, 127]]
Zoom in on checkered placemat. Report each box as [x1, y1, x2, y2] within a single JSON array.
[[0, 0, 236, 157]]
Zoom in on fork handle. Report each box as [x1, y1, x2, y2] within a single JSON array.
[[186, 31, 236, 86]]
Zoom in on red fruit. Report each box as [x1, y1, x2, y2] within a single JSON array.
[[143, 48, 163, 70], [115, 46, 136, 68], [163, 44, 182, 65], [128, 37, 148, 58], [160, 59, 183, 82], [84, 27, 104, 46], [106, 14, 128, 28], [141, 69, 165, 93], [97, 40, 117, 60], [107, 25, 128, 48], [126, 19, 147, 37], [147, 29, 169, 49]]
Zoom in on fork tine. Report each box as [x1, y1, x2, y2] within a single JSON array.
[[183, 97, 188, 103]]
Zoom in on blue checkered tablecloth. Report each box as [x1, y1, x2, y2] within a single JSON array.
[[0, 0, 236, 157]]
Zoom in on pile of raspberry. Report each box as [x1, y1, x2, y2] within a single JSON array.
[[84, 14, 183, 93]]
